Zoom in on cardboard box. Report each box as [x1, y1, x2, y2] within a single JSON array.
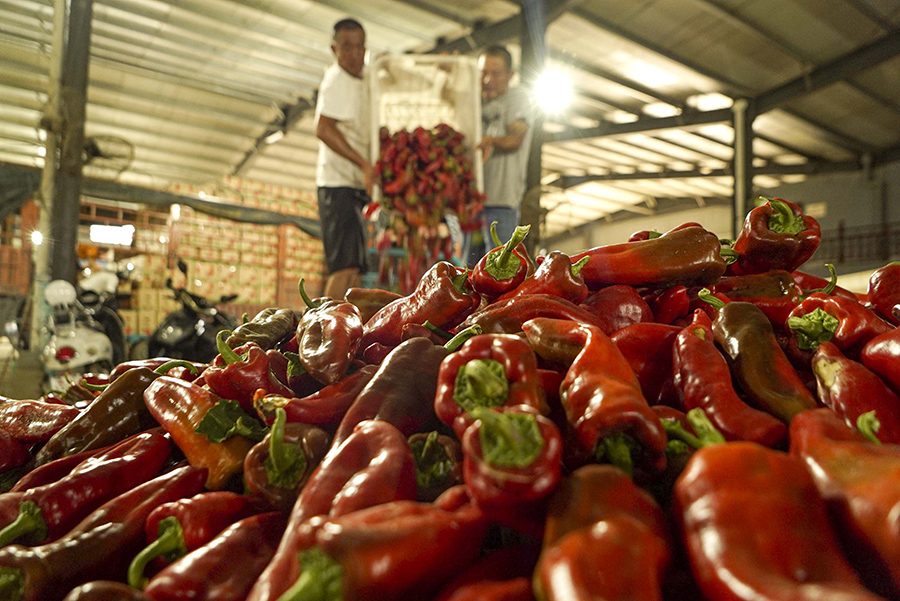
[[136, 288, 159, 311], [119, 309, 138, 335], [138, 311, 158, 335]]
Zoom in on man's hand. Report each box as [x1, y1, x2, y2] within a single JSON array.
[[476, 136, 494, 162], [361, 163, 375, 197]]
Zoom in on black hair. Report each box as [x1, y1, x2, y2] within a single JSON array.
[[483, 45, 513, 71], [333, 18, 364, 40]]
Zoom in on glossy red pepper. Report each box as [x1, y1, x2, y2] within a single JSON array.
[[434, 544, 539, 601], [0, 465, 206, 601], [205, 333, 294, 413], [786, 292, 893, 359], [792, 269, 858, 302], [578, 285, 654, 334], [296, 280, 364, 384], [7, 446, 111, 494], [790, 408, 900, 598], [470, 224, 532, 298], [62, 581, 151, 601], [523, 318, 668, 477], [867, 262, 900, 325], [0, 398, 80, 444], [861, 328, 900, 395], [0, 430, 171, 548], [627, 222, 702, 243], [729, 196, 821, 275], [461, 293, 614, 336], [675, 442, 882, 601], [345, 288, 403, 325], [109, 359, 206, 383], [570, 226, 727, 289], [434, 333, 547, 438], [246, 420, 417, 601], [610, 323, 681, 408], [648, 285, 690, 324], [0, 433, 29, 474], [812, 341, 900, 444], [713, 270, 803, 327], [673, 310, 787, 447], [496, 250, 591, 304]]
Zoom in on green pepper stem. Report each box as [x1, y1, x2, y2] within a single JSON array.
[[216, 330, 242, 365], [444, 324, 482, 352], [698, 288, 725, 309], [570, 255, 590, 277], [0, 501, 47, 548], [469, 408, 543, 469], [719, 248, 739, 265], [857, 411, 882, 445], [241, 312, 250, 325], [267, 408, 301, 485], [685, 409, 726, 445], [276, 548, 343, 601], [647, 230, 662, 239], [127, 517, 186, 589], [596, 434, 634, 477], [661, 419, 705, 450], [423, 320, 453, 340], [154, 360, 199, 376], [80, 379, 109, 392], [298, 278, 322, 309], [494, 225, 530, 269], [455, 359, 509, 410], [489, 221, 502, 247], [767, 197, 805, 235], [450, 269, 469, 294], [0, 566, 24, 601], [787, 308, 839, 351], [817, 264, 838, 296], [234, 417, 268, 442]]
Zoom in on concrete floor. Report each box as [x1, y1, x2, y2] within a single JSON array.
[[0, 340, 44, 399]]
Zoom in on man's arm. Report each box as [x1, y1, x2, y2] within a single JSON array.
[[316, 115, 374, 195], [478, 119, 528, 160]]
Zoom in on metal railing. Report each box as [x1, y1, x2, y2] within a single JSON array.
[[814, 221, 900, 264]]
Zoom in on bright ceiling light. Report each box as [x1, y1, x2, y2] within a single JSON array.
[[30, 230, 43, 246], [534, 68, 574, 115], [90, 224, 135, 246]]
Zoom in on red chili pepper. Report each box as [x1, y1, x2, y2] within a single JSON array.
[[462, 293, 614, 336], [205, 333, 294, 413], [786, 292, 893, 359], [469, 224, 532, 298], [648, 285, 690, 324], [296, 279, 364, 385], [861, 328, 900, 396], [361, 261, 479, 351], [792, 269, 859, 302], [408, 431, 462, 502], [109, 359, 206, 383], [434, 333, 547, 438], [0, 433, 29, 474], [245, 420, 416, 601], [790, 408, 900, 598], [729, 196, 822, 275], [673, 310, 787, 447], [867, 262, 900, 325], [382, 165, 414, 196], [497, 251, 591, 304], [433, 544, 539, 601], [712, 270, 803, 327], [62, 581, 150, 601], [7, 446, 112, 494], [0, 465, 206, 601], [143, 511, 287, 601], [675, 442, 882, 601], [610, 323, 681, 408], [0, 398, 80, 444], [0, 430, 171, 549], [523, 318, 668, 477], [128, 491, 256, 590], [345, 288, 403, 324], [578, 285, 654, 334], [812, 341, 900, 444], [570, 226, 727, 289], [628, 222, 703, 243]]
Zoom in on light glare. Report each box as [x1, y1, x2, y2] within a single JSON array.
[[534, 68, 573, 114]]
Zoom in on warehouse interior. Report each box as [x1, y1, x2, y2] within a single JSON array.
[[1, 0, 900, 396]]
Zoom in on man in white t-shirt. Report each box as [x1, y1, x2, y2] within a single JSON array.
[[315, 18, 373, 299]]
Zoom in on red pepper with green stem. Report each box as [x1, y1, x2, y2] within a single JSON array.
[[609, 323, 682, 408], [712, 270, 803, 327], [205, 332, 295, 413], [296, 279, 364, 385], [128, 491, 258, 590], [674, 309, 787, 447], [522, 318, 668, 477], [675, 442, 883, 601], [469, 224, 532, 298], [812, 341, 900, 444], [497, 251, 591, 304], [790, 408, 900, 599], [578, 285, 654, 333], [109, 359, 206, 383], [245, 420, 416, 601], [461, 294, 615, 336], [786, 292, 893, 359], [569, 226, 727, 289], [408, 431, 462, 502], [861, 328, 900, 395], [793, 268, 858, 302], [360, 261, 479, 351], [867, 262, 900, 325], [0, 429, 172, 549], [142, 511, 288, 601], [244, 408, 330, 512], [728, 196, 822, 275], [712, 301, 818, 424], [0, 397, 80, 444], [0, 465, 206, 601], [434, 333, 547, 439]]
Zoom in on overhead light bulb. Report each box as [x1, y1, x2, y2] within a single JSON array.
[[534, 68, 574, 115], [30, 230, 43, 245]]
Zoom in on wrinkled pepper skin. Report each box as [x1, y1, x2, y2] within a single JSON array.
[[62, 581, 151, 601], [143, 512, 287, 601], [332, 337, 448, 448], [345, 288, 403, 325], [34, 367, 161, 467], [297, 299, 363, 385], [569, 226, 726, 289], [578, 285, 654, 334], [0, 430, 171, 548], [787, 293, 893, 358], [205, 341, 294, 413], [523, 318, 667, 476], [497, 251, 590, 304], [144, 377, 255, 490], [812, 342, 900, 444], [674, 310, 787, 447], [867, 262, 900, 325], [729, 197, 821, 275], [246, 420, 416, 601], [314, 500, 487, 601], [0, 465, 206, 601], [861, 328, 900, 395], [226, 308, 299, 350], [713, 270, 802, 327], [712, 302, 818, 424], [610, 323, 681, 408], [434, 544, 540, 601], [790, 408, 900, 599], [462, 294, 614, 336], [360, 261, 479, 350], [434, 334, 547, 438], [0, 398, 80, 444], [675, 442, 883, 601], [253, 365, 378, 430]]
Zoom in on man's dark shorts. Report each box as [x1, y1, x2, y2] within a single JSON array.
[[317, 186, 368, 274]]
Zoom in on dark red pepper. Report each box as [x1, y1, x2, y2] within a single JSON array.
[[226, 308, 298, 351], [792, 269, 858, 302], [713, 270, 803, 327], [861, 328, 900, 396], [867, 262, 900, 325], [205, 333, 294, 413], [433, 544, 539, 601], [462, 293, 614, 336], [0, 433, 29, 475], [786, 292, 893, 359], [496, 250, 591, 304], [344, 288, 403, 325], [469, 224, 532, 298], [729, 196, 822, 275], [62, 581, 150, 601], [648, 285, 690, 324], [610, 323, 681, 408], [7, 446, 110, 494], [296, 279, 364, 384], [0, 398, 80, 444], [578, 285, 654, 334], [109, 359, 205, 383], [627, 222, 702, 243], [408, 431, 462, 502]]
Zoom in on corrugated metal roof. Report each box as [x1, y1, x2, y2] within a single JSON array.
[[0, 0, 898, 239]]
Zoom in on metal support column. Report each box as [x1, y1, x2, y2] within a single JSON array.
[[731, 98, 755, 238], [520, 0, 546, 256]]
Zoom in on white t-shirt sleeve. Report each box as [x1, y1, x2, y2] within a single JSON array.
[[318, 69, 356, 122]]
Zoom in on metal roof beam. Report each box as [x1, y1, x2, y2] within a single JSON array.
[[233, 98, 315, 176], [546, 108, 732, 142], [757, 31, 900, 113]]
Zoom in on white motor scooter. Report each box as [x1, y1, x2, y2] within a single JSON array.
[[41, 272, 124, 392]]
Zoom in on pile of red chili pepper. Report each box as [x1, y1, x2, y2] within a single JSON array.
[[4, 196, 900, 601], [374, 124, 485, 293]]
